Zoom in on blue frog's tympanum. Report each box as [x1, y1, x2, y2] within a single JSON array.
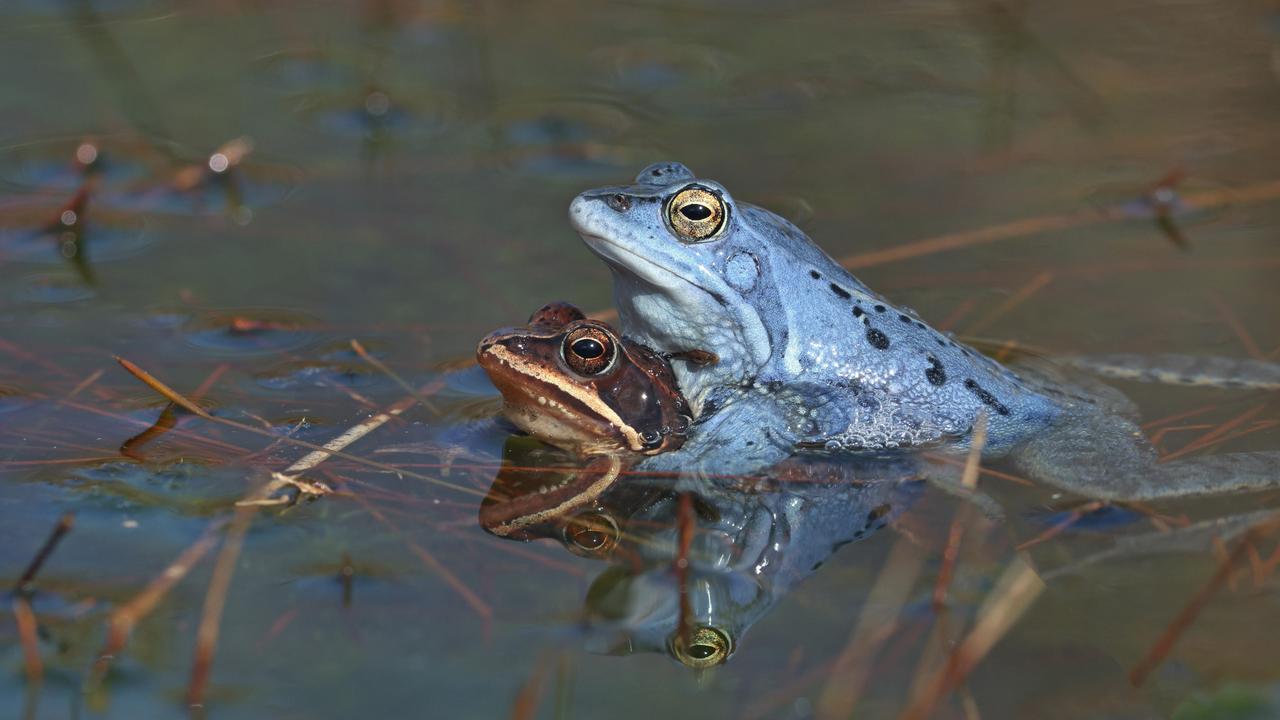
[[569, 162, 1280, 500]]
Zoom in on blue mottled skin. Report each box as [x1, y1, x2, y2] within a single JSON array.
[[571, 161, 1060, 454], [572, 162, 1280, 500], [578, 466, 922, 664]]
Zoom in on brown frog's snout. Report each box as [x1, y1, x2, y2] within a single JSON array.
[[476, 329, 519, 367]]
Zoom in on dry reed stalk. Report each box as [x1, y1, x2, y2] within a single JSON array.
[[901, 555, 1045, 720], [186, 505, 254, 708], [839, 178, 1280, 270], [931, 415, 988, 609], [350, 339, 443, 416], [1159, 404, 1268, 463], [15, 513, 75, 591], [1128, 515, 1280, 687], [107, 356, 462, 707], [1206, 292, 1265, 360], [963, 271, 1054, 336], [96, 522, 224, 669], [12, 596, 42, 685], [9, 513, 75, 691], [813, 538, 928, 720], [114, 356, 486, 498]]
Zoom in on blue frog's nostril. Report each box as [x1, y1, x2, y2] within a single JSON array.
[[606, 193, 632, 212]]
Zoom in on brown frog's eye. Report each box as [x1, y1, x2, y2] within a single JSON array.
[[561, 511, 619, 557], [563, 326, 617, 376], [667, 186, 726, 241], [669, 626, 733, 669]]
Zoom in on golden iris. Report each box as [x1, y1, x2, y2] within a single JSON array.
[[667, 186, 725, 241], [562, 326, 616, 376], [669, 625, 732, 668]]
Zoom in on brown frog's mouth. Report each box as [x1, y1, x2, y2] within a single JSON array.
[[478, 454, 624, 539], [477, 338, 648, 454]]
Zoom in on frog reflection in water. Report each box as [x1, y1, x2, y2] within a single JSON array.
[[482, 449, 922, 667], [569, 162, 1280, 500], [477, 312, 923, 666]]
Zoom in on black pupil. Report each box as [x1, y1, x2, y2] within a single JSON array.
[[680, 203, 713, 221], [571, 337, 605, 359], [689, 644, 716, 659], [573, 529, 605, 549]]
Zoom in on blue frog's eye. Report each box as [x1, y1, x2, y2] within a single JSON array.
[[562, 325, 617, 375], [667, 185, 725, 241]]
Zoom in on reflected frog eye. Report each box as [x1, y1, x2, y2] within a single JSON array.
[[562, 326, 617, 376], [561, 511, 619, 557], [666, 186, 726, 241], [668, 626, 733, 668]]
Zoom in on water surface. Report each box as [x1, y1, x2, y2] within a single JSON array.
[[2, 1, 1279, 718]]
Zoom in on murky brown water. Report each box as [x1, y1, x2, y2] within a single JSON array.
[[2, 1, 1279, 718]]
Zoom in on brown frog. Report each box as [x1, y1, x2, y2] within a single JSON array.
[[476, 302, 691, 457]]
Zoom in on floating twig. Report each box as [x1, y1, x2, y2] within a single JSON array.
[[114, 356, 485, 498], [350, 339, 442, 416], [839, 179, 1280, 270], [15, 513, 75, 593], [187, 506, 255, 709], [963, 271, 1054, 336], [903, 554, 1045, 720], [93, 522, 223, 687], [10, 513, 74, 693], [1128, 515, 1280, 687], [1159, 404, 1268, 463], [1206, 291, 1265, 360], [813, 538, 927, 720], [354, 493, 493, 625], [932, 414, 988, 610], [675, 491, 696, 650], [12, 595, 42, 685]]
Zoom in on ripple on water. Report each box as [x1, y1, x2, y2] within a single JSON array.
[[109, 154, 300, 219], [312, 90, 450, 140], [253, 360, 380, 392], [67, 458, 247, 512], [252, 51, 365, 95], [0, 135, 299, 219], [0, 136, 155, 192], [11, 273, 97, 304], [0, 202, 150, 264], [590, 41, 733, 93], [490, 99, 654, 178], [182, 308, 321, 356], [1084, 171, 1233, 226]]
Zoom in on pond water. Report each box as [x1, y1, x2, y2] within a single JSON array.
[[2, 1, 1279, 718]]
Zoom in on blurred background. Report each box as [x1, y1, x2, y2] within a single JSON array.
[[1, 1, 1279, 718]]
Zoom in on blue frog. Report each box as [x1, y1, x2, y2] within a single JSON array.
[[567, 162, 1280, 500]]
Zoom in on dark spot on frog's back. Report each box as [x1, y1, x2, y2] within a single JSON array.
[[809, 270, 822, 280], [964, 378, 1010, 415], [866, 328, 890, 350], [829, 283, 851, 299], [925, 356, 947, 386]]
